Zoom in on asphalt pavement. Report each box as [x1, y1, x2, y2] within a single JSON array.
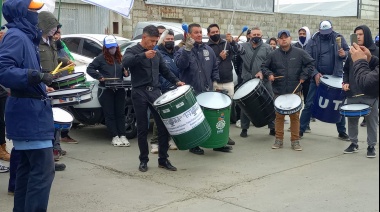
[[0, 118, 379, 212]]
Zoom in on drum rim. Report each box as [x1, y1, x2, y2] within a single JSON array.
[[48, 88, 92, 98], [320, 75, 343, 89], [233, 78, 262, 100], [340, 104, 371, 111], [52, 73, 85, 82], [153, 85, 192, 106], [51, 96, 92, 107], [196, 91, 232, 110]]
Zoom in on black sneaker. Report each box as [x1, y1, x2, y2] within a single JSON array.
[[240, 130, 248, 138], [367, 146, 376, 158], [299, 132, 304, 139], [360, 120, 367, 127], [344, 143, 359, 154], [213, 146, 232, 153], [158, 160, 177, 171], [339, 132, 350, 141], [55, 163, 66, 171], [139, 162, 148, 172], [189, 146, 204, 155], [269, 129, 275, 136], [227, 138, 235, 145]]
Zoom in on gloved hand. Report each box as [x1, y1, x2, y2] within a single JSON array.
[[184, 37, 195, 51], [39, 73, 54, 86]]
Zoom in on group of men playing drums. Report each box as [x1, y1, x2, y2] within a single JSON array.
[[127, 20, 378, 173]]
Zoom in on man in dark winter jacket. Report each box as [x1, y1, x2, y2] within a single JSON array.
[[343, 26, 379, 158], [299, 20, 350, 140], [262, 30, 314, 151], [174, 23, 220, 155], [207, 23, 241, 149], [0, 0, 56, 211]]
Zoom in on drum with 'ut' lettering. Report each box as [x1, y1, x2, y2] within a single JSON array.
[[153, 85, 211, 150], [312, 75, 346, 123]]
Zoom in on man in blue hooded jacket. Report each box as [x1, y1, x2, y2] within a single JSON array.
[[299, 20, 350, 140], [0, 0, 55, 211]]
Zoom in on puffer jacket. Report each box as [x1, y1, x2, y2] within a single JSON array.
[[262, 46, 314, 95]]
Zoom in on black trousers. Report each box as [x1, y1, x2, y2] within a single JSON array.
[[0, 96, 7, 145], [302, 79, 311, 105], [132, 87, 169, 163], [98, 88, 126, 137]]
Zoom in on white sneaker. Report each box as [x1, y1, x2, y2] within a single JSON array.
[[151, 144, 159, 154], [119, 136, 131, 147], [236, 120, 241, 128], [111, 136, 123, 147], [169, 140, 178, 150]]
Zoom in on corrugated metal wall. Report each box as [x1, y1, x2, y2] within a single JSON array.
[[53, 2, 110, 34]]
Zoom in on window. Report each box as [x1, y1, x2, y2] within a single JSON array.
[[81, 39, 102, 59], [113, 22, 119, 34], [61, 38, 81, 54]]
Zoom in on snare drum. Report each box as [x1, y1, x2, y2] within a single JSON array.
[[51, 73, 86, 90], [48, 88, 92, 107], [274, 94, 303, 115], [105, 80, 132, 89], [153, 85, 211, 150], [52, 108, 74, 130], [340, 104, 371, 117], [312, 75, 346, 123], [233, 79, 275, 127]]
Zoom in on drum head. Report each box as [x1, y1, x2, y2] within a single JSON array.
[[53, 73, 84, 82], [274, 94, 302, 110], [48, 88, 89, 97], [233, 79, 260, 100], [154, 85, 191, 106], [341, 104, 370, 111], [197, 92, 232, 109], [320, 75, 343, 88], [52, 108, 74, 122]]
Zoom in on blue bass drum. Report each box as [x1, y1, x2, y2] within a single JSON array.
[[312, 75, 346, 123]]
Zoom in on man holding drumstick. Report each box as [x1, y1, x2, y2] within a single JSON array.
[[262, 30, 314, 151]]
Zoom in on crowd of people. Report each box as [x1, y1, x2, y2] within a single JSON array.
[[0, 0, 379, 211]]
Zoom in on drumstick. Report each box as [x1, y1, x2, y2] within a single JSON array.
[[274, 76, 285, 79], [353, 94, 365, 97], [336, 37, 342, 49], [292, 82, 302, 94], [103, 78, 120, 80], [51, 62, 63, 75], [58, 64, 75, 72]]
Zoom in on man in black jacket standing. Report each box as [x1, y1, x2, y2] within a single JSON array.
[[123, 25, 185, 172], [343, 25, 379, 158], [207, 24, 241, 149], [262, 30, 314, 151]]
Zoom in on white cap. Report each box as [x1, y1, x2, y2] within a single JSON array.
[[319, 21, 333, 35], [103, 35, 118, 48]]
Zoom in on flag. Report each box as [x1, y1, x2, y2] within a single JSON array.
[[39, 0, 56, 13], [81, 0, 135, 18]]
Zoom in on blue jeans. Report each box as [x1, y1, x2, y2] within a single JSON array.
[[13, 148, 55, 212], [300, 81, 346, 134]]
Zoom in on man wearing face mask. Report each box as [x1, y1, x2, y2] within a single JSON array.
[[0, 0, 56, 211], [299, 20, 350, 140], [207, 23, 242, 150], [293, 26, 313, 132], [237, 27, 275, 138]]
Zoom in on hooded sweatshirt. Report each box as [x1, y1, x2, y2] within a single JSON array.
[[293, 26, 311, 50], [0, 0, 54, 142], [343, 25, 379, 97]]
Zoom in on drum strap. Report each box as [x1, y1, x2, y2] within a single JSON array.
[[249, 45, 261, 78], [11, 91, 46, 100]]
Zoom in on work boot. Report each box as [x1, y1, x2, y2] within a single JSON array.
[[0, 144, 10, 161]]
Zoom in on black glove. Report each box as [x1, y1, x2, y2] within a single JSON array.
[[40, 73, 54, 86]]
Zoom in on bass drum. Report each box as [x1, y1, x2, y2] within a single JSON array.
[[233, 79, 275, 127]]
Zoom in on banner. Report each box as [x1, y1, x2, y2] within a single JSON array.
[[39, 0, 56, 13], [81, 0, 135, 18]]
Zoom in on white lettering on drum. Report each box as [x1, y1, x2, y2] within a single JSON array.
[[333, 100, 343, 111], [319, 97, 329, 109]]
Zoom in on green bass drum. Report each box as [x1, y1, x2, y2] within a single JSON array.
[[153, 85, 211, 150], [196, 92, 232, 148]]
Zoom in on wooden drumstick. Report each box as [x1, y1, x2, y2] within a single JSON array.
[[104, 78, 120, 80], [293, 82, 302, 94], [353, 94, 365, 97], [274, 76, 285, 79], [51, 62, 63, 75]]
